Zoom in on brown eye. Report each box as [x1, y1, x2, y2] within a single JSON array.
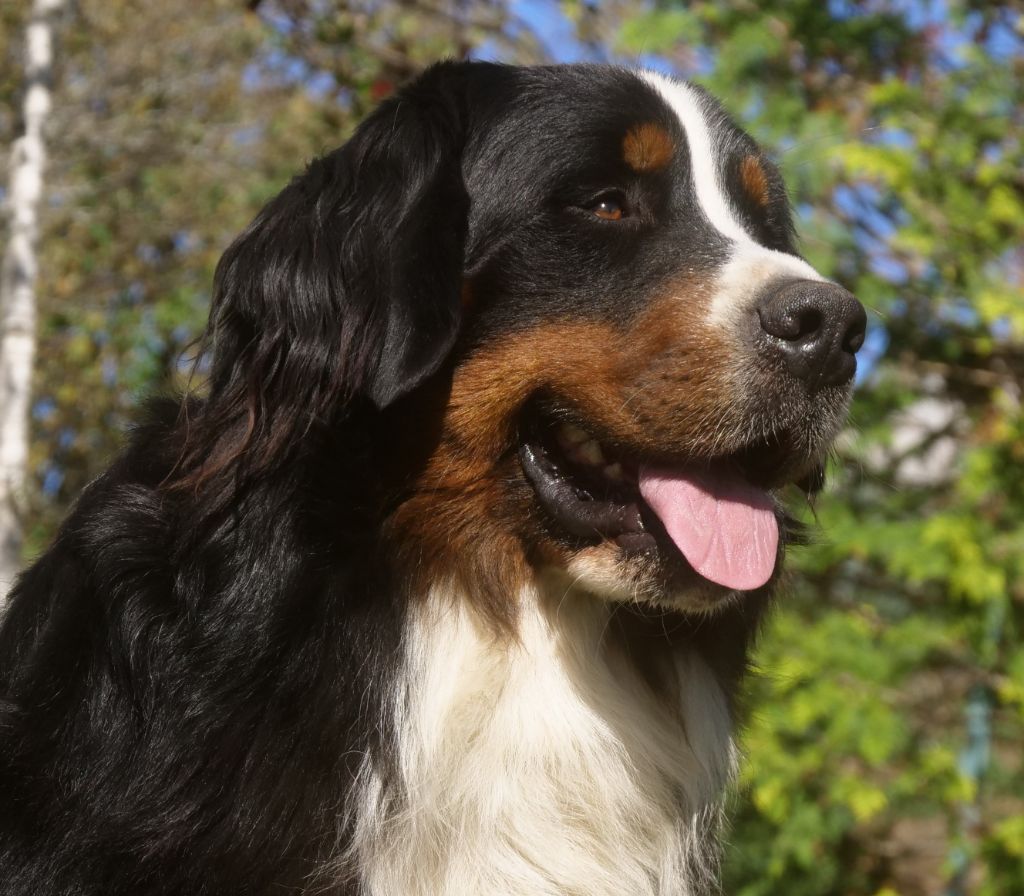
[[588, 194, 626, 221]]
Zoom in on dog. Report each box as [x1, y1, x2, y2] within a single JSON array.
[[0, 62, 865, 895]]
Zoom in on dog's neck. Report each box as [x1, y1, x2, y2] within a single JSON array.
[[348, 576, 737, 896]]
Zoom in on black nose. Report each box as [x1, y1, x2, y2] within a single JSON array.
[[757, 280, 867, 391]]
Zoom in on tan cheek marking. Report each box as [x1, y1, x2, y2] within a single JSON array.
[[441, 289, 733, 459], [740, 155, 770, 208], [389, 282, 743, 628], [622, 122, 675, 173]]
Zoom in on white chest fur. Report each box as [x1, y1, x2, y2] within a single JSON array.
[[350, 582, 737, 896]]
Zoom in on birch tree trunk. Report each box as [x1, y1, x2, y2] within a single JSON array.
[[0, 0, 65, 602]]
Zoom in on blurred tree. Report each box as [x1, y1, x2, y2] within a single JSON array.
[[24, 0, 271, 552], [0, 0, 64, 599], [616, 2, 1024, 894], [0, 7, 31, 179]]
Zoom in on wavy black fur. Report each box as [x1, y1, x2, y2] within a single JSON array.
[[0, 61, 485, 895]]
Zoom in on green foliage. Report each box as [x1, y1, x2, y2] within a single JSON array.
[[617, 1, 1024, 892]]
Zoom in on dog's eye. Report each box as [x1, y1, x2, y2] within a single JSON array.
[[586, 193, 628, 221]]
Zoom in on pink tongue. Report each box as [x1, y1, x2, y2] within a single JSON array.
[[638, 465, 778, 591]]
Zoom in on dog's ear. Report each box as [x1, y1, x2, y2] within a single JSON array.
[[212, 62, 470, 411], [182, 63, 473, 486]]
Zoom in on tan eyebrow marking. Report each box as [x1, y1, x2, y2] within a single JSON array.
[[740, 154, 770, 207], [622, 122, 675, 173]]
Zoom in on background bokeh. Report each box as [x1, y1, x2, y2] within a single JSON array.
[[1, 1, 1021, 893]]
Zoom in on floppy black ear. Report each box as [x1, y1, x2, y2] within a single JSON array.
[[214, 62, 471, 411], [180, 63, 474, 485]]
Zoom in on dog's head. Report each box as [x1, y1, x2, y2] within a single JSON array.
[[196, 62, 865, 618]]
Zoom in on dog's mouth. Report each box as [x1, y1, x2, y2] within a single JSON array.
[[519, 413, 824, 592]]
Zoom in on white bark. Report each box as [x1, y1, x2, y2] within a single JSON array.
[[0, 0, 65, 602]]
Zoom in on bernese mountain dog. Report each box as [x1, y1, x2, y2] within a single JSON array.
[[0, 62, 865, 895]]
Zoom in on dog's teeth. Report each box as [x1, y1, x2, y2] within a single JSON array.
[[558, 423, 589, 445], [578, 440, 605, 466], [604, 462, 623, 481]]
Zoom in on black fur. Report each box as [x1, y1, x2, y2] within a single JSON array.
[[0, 61, 488, 896]]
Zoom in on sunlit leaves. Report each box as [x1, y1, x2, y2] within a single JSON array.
[[615, 2, 1024, 893]]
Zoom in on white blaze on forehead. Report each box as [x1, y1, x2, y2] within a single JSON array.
[[639, 71, 826, 327]]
